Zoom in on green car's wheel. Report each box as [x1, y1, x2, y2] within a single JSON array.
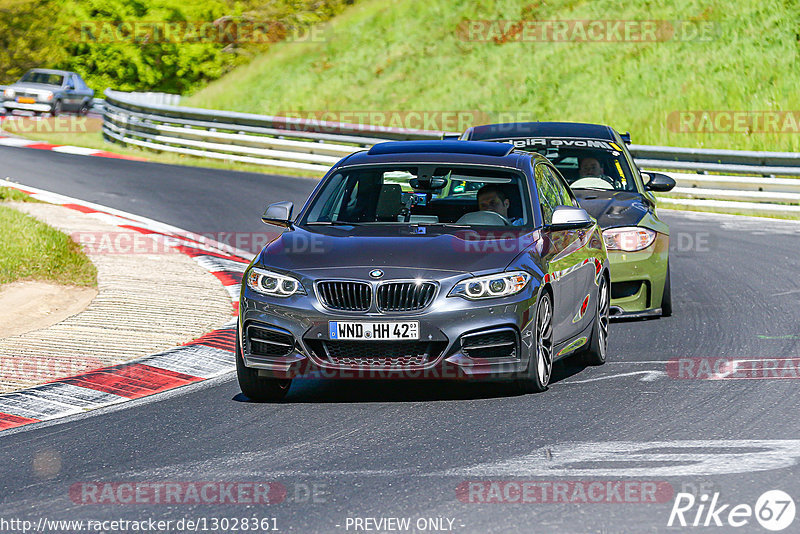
[[236, 327, 291, 402], [661, 262, 672, 317], [580, 274, 609, 366]]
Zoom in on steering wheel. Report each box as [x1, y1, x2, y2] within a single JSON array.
[[571, 176, 615, 190], [455, 210, 512, 226]]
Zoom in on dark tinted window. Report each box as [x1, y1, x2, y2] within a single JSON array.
[[303, 165, 532, 227], [19, 71, 64, 86]]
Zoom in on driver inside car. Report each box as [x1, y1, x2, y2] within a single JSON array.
[[477, 184, 524, 226], [575, 156, 616, 188], [578, 156, 605, 178]]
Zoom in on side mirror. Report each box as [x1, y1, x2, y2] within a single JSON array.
[[66, 84, 75, 91], [644, 172, 676, 192], [548, 206, 594, 231], [262, 201, 293, 227]]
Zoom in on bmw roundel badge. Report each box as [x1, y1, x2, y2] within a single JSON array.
[[369, 269, 384, 279]]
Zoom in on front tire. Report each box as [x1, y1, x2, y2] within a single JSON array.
[[580, 274, 609, 366], [513, 292, 554, 394], [236, 327, 291, 402], [51, 99, 62, 116]]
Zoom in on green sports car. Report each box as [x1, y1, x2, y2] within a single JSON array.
[[461, 122, 676, 318]]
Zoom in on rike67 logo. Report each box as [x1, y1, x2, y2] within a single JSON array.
[[668, 490, 795, 531]]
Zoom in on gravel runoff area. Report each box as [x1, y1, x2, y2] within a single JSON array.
[[0, 201, 233, 393]]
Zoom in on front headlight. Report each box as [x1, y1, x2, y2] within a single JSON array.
[[246, 267, 306, 297], [449, 271, 531, 300], [3, 88, 14, 99], [42, 91, 53, 102], [603, 227, 657, 252]]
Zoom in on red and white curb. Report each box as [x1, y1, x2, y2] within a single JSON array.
[[0, 133, 146, 161], [0, 179, 252, 431]]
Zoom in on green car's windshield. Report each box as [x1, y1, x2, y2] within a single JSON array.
[[525, 147, 638, 192], [302, 165, 533, 227]]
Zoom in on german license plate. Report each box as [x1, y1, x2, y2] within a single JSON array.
[[329, 321, 419, 340], [17, 97, 35, 104]]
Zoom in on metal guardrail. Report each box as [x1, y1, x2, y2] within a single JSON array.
[[102, 89, 800, 215], [630, 144, 800, 181]]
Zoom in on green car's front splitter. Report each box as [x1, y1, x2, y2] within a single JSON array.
[[608, 232, 669, 317]]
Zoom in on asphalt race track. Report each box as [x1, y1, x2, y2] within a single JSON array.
[[1, 145, 799, 533]]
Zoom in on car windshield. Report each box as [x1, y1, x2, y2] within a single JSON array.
[[19, 71, 64, 86], [302, 165, 532, 227], [520, 145, 637, 192]]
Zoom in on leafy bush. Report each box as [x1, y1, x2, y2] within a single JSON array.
[[0, 0, 355, 94]]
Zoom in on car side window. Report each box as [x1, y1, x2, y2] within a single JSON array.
[[545, 166, 579, 207], [534, 163, 559, 224], [619, 141, 645, 190]]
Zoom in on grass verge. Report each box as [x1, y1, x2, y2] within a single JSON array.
[[0, 187, 41, 202], [187, 0, 800, 153], [656, 197, 800, 221], [0, 203, 97, 286]]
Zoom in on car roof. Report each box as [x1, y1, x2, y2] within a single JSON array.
[[340, 140, 548, 169], [368, 140, 514, 157], [25, 69, 74, 76], [463, 121, 618, 142]]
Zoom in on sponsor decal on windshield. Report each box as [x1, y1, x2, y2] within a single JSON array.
[[496, 137, 617, 151]]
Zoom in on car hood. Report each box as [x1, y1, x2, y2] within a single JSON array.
[[573, 189, 648, 229], [7, 83, 61, 92], [257, 225, 536, 276]]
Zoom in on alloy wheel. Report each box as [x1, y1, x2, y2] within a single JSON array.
[[536, 295, 554, 386]]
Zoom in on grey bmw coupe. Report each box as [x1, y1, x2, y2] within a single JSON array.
[[237, 141, 610, 400]]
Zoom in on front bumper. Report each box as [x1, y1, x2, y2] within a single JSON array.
[[2, 101, 52, 112], [239, 286, 539, 380], [607, 231, 669, 315]]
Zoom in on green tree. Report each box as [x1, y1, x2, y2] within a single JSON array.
[[0, 0, 68, 84], [1, 0, 356, 94]]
